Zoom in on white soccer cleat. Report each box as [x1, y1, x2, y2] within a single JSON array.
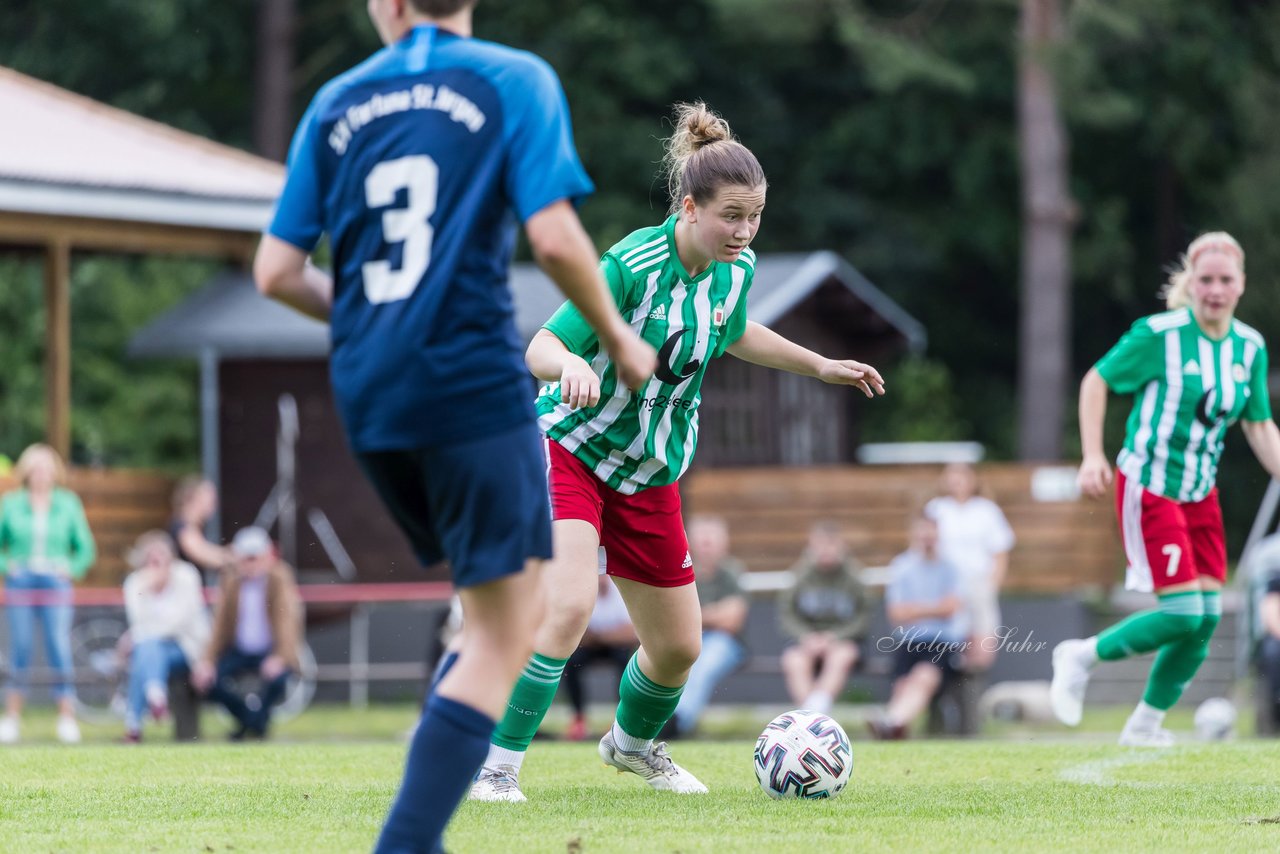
[[0, 715, 18, 745], [598, 730, 708, 794], [469, 765, 527, 803], [56, 715, 81, 745], [1050, 639, 1092, 727], [1118, 726, 1175, 748]]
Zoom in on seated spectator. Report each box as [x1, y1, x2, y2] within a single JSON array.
[[868, 513, 965, 740], [193, 527, 302, 740], [169, 475, 233, 585], [122, 531, 210, 742], [561, 575, 636, 741], [1258, 562, 1280, 732], [779, 521, 869, 715], [669, 514, 749, 737]]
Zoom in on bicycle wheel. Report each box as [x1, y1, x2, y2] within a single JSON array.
[[71, 616, 128, 725]]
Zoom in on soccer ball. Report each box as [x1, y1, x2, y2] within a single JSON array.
[[1193, 697, 1237, 741], [753, 709, 852, 799]]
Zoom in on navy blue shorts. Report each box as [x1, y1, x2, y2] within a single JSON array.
[[356, 421, 553, 588]]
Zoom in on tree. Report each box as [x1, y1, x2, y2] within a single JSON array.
[[1016, 0, 1075, 461]]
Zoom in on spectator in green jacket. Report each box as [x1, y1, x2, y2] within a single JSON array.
[[0, 444, 96, 744], [779, 521, 869, 715]]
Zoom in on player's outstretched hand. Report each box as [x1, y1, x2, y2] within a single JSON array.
[[818, 359, 886, 398], [605, 324, 657, 392], [1078, 454, 1113, 498], [561, 355, 602, 410]]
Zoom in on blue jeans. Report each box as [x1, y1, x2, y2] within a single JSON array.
[[206, 648, 292, 734], [126, 638, 189, 730], [673, 630, 746, 732], [5, 572, 74, 700]]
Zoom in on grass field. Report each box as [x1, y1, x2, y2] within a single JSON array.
[[2, 706, 1278, 853]]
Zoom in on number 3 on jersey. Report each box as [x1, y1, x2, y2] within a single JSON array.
[[362, 155, 438, 304]]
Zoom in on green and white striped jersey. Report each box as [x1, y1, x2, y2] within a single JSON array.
[[536, 215, 753, 494], [1096, 308, 1272, 502]]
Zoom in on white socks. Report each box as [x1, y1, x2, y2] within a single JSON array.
[[1075, 637, 1100, 669], [610, 721, 652, 754], [803, 691, 834, 714], [485, 744, 527, 773], [1126, 701, 1166, 733]]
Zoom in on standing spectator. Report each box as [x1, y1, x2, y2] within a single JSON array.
[[925, 462, 1015, 671], [122, 531, 209, 742], [169, 476, 233, 584], [193, 527, 302, 740], [778, 522, 869, 715], [561, 575, 637, 741], [669, 515, 749, 737], [868, 513, 965, 740], [0, 443, 95, 744]]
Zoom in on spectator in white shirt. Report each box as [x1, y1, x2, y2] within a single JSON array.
[[122, 530, 209, 742], [925, 463, 1015, 671]]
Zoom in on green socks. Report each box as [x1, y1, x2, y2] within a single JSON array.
[[1096, 591, 1204, 661], [1143, 591, 1221, 710], [490, 653, 568, 752], [615, 653, 684, 741]]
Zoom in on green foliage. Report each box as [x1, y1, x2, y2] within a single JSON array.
[[859, 356, 972, 443]]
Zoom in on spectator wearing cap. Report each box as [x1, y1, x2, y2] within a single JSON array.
[[121, 530, 209, 742], [192, 527, 302, 739]]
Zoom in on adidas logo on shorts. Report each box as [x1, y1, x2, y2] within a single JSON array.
[[681, 551, 693, 569]]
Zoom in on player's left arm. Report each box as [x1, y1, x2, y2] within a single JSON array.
[[254, 236, 333, 321], [1241, 419, 1280, 482], [726, 321, 885, 398]]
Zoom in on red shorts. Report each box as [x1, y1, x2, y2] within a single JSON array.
[[546, 439, 694, 587], [1114, 470, 1226, 592]]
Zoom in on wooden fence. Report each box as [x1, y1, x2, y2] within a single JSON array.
[[682, 464, 1124, 593], [0, 469, 175, 586]]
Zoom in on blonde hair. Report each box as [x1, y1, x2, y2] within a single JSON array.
[[1162, 232, 1245, 310], [14, 443, 66, 487], [663, 102, 767, 215], [171, 474, 209, 515], [127, 529, 175, 570]]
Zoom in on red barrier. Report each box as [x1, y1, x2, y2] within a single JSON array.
[[0, 581, 455, 607]]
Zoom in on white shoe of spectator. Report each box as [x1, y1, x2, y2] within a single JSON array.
[[598, 730, 707, 794], [1118, 725, 1175, 748], [469, 765, 527, 803], [1050, 639, 1092, 727], [56, 715, 81, 744], [0, 715, 18, 744]]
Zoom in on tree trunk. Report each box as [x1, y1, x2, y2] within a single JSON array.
[[253, 0, 297, 162], [1016, 0, 1075, 461]]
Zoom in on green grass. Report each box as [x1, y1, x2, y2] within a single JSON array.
[[1, 707, 1279, 853]]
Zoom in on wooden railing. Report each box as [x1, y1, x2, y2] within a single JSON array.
[[682, 464, 1124, 593]]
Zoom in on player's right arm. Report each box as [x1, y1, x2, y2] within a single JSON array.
[[254, 236, 333, 321], [255, 94, 332, 321], [1077, 367, 1112, 498], [525, 202, 654, 391]]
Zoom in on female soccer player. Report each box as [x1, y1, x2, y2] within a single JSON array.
[[1051, 231, 1280, 746], [470, 102, 886, 801]]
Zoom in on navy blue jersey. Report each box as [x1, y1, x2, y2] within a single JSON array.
[[268, 25, 593, 451]]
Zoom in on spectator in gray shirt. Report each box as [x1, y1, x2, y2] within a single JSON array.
[[779, 521, 869, 715]]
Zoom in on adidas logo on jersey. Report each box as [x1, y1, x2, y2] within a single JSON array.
[[1183, 360, 1201, 375], [681, 552, 693, 569], [647, 305, 667, 321]]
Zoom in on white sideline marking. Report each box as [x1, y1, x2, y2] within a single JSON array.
[[1059, 752, 1170, 787]]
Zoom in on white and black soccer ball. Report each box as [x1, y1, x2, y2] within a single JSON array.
[[753, 709, 852, 799], [1193, 697, 1237, 741]]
